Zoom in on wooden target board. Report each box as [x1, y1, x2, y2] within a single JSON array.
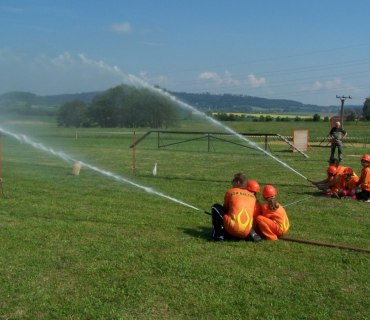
[[293, 130, 309, 152]]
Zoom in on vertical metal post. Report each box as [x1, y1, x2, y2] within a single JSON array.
[[265, 135, 268, 150], [157, 131, 160, 149], [132, 131, 136, 176], [208, 133, 210, 152]]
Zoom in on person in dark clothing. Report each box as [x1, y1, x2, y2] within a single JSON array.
[[329, 121, 347, 162]]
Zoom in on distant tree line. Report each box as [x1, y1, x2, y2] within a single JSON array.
[[175, 91, 321, 113], [57, 85, 180, 128], [2, 88, 369, 125], [211, 109, 362, 122]]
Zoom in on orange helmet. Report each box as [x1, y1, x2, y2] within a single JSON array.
[[361, 154, 370, 163], [327, 165, 337, 175], [263, 185, 277, 199], [246, 180, 260, 193], [343, 167, 353, 176]]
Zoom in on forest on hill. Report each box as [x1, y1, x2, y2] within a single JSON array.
[[0, 88, 361, 117]]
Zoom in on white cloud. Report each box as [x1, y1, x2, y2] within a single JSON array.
[[111, 22, 132, 34], [198, 71, 241, 86], [300, 77, 362, 102], [310, 80, 324, 90], [304, 78, 342, 91], [197, 71, 268, 93], [198, 71, 222, 84], [247, 74, 266, 88]]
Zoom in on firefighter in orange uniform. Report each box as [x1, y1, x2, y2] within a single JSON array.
[[211, 173, 261, 242], [335, 167, 359, 199], [255, 185, 290, 241], [308, 158, 346, 192], [356, 154, 370, 202], [330, 158, 346, 175], [309, 165, 341, 197]]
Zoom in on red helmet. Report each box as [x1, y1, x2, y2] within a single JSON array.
[[263, 185, 277, 199], [361, 154, 370, 163], [327, 165, 337, 175], [343, 167, 353, 176], [246, 180, 260, 193]]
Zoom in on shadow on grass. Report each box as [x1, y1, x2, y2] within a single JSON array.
[[179, 226, 258, 243], [180, 226, 211, 240]]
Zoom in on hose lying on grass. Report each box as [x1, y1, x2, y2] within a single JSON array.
[[280, 236, 370, 254]]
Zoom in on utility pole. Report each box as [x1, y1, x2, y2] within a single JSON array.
[[336, 95, 351, 127]]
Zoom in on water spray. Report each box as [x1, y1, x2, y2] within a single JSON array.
[[0, 127, 202, 213], [283, 195, 313, 208], [126, 74, 308, 181]]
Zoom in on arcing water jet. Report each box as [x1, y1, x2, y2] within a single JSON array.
[[126, 74, 308, 181], [0, 127, 201, 212]]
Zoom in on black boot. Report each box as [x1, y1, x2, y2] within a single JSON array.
[[249, 229, 262, 242]]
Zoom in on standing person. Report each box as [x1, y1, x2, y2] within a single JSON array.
[[211, 173, 261, 242], [356, 154, 370, 202], [255, 185, 290, 241], [329, 121, 347, 162]]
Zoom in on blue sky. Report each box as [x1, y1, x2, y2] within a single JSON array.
[[1, 0, 369, 106]]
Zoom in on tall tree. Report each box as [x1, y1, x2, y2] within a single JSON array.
[[89, 84, 178, 128], [363, 97, 370, 120], [57, 100, 89, 127]]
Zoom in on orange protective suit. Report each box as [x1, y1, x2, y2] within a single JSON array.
[[335, 165, 346, 176], [357, 167, 370, 192], [336, 173, 359, 195], [253, 200, 262, 219], [327, 165, 349, 192], [223, 188, 256, 238], [256, 202, 290, 240]]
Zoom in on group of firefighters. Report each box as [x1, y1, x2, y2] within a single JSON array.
[[210, 154, 370, 242], [211, 173, 289, 242], [309, 154, 370, 201]]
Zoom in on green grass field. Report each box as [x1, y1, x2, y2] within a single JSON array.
[[0, 116, 369, 319]]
